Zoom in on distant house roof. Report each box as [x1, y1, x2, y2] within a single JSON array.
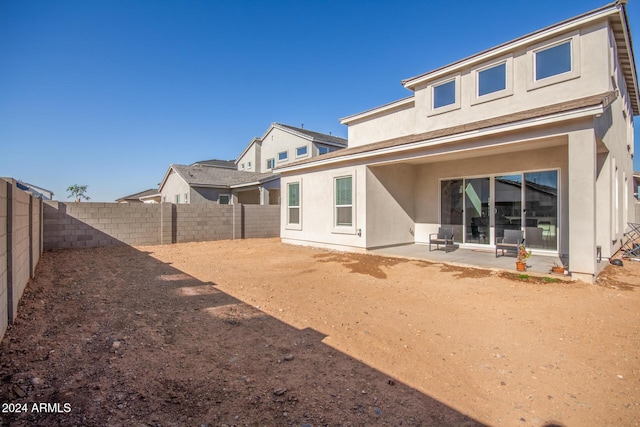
[[273, 123, 347, 147], [160, 163, 279, 191], [191, 159, 236, 169], [236, 122, 347, 163], [2, 178, 54, 200], [116, 189, 160, 202], [277, 91, 616, 172]]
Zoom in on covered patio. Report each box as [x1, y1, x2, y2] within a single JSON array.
[[368, 243, 587, 278]]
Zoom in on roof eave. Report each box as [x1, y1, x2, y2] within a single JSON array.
[[402, 3, 621, 90], [277, 104, 605, 174]]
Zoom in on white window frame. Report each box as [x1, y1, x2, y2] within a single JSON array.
[[240, 163, 245, 170], [428, 74, 461, 116], [278, 150, 288, 162], [332, 173, 356, 234], [286, 180, 302, 230], [266, 158, 275, 170], [471, 55, 513, 105], [296, 145, 308, 158], [247, 161, 252, 169], [527, 32, 581, 91], [318, 146, 330, 155]]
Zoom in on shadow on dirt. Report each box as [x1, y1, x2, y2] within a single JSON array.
[[0, 245, 486, 426]]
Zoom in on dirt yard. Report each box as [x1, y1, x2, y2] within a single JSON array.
[[0, 239, 638, 427]]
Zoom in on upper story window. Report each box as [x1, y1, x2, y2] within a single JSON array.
[[472, 56, 513, 105], [528, 34, 580, 91], [428, 75, 461, 116], [247, 161, 252, 169], [478, 63, 506, 96], [278, 151, 288, 162], [266, 158, 275, 169], [296, 145, 308, 158], [219, 194, 230, 205], [318, 146, 330, 155], [535, 40, 571, 81], [240, 163, 245, 170], [433, 80, 456, 108]]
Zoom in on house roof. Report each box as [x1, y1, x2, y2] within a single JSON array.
[[401, 1, 638, 114], [273, 123, 347, 147], [277, 91, 616, 172], [191, 159, 236, 169], [116, 188, 160, 202], [161, 164, 279, 191], [235, 122, 347, 163]]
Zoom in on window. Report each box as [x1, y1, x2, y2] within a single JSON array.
[[334, 176, 353, 227], [296, 146, 308, 157], [175, 194, 179, 204], [478, 62, 506, 96], [287, 182, 300, 226], [184, 193, 188, 203], [266, 158, 275, 169], [278, 151, 288, 161], [240, 163, 245, 170], [318, 146, 330, 155], [535, 40, 571, 81], [433, 80, 456, 109], [247, 161, 252, 169], [219, 195, 230, 204]]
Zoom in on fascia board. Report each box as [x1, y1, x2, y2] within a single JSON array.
[[402, 6, 619, 89], [277, 105, 603, 174], [340, 96, 415, 125]]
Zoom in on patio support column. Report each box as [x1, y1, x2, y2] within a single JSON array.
[[259, 186, 269, 205], [568, 128, 597, 283]]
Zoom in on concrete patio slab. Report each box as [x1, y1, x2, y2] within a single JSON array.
[[369, 243, 571, 278]]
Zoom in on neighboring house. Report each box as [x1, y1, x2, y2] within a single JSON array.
[[2, 179, 54, 200], [158, 124, 347, 205], [158, 160, 280, 205], [236, 123, 347, 173], [277, 1, 638, 283], [116, 189, 161, 203]]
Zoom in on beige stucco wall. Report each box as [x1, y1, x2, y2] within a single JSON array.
[[281, 164, 368, 250], [262, 127, 313, 172], [238, 142, 259, 172], [346, 20, 613, 148], [160, 170, 191, 204]]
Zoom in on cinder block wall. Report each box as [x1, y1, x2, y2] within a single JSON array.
[[0, 179, 44, 341], [243, 205, 280, 238], [44, 202, 161, 249], [11, 185, 31, 323], [44, 202, 280, 249], [175, 204, 236, 243], [0, 183, 7, 339]]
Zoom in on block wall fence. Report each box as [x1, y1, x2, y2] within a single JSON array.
[[43, 202, 280, 249], [0, 179, 44, 341]]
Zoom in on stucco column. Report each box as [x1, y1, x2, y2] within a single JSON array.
[[568, 128, 597, 283], [259, 186, 269, 205]]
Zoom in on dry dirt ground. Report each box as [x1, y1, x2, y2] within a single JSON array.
[[0, 238, 638, 427]]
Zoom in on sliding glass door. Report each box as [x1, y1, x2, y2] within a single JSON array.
[[495, 174, 522, 240], [464, 178, 490, 244], [524, 171, 558, 250], [440, 170, 558, 250], [440, 180, 463, 244]]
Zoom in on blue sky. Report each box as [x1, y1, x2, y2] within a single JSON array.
[[1, 0, 639, 202]]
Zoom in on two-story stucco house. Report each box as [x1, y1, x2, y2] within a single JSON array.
[[157, 124, 347, 206], [236, 122, 348, 173], [277, 1, 638, 283]]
